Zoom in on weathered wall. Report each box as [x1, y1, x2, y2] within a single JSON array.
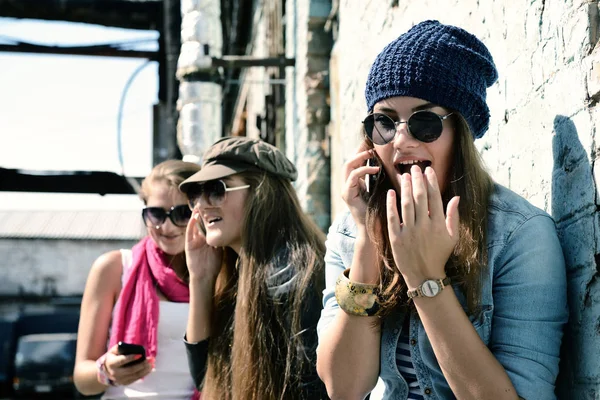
[[0, 239, 137, 297], [285, 0, 333, 231], [241, 1, 269, 142], [326, 0, 600, 397]]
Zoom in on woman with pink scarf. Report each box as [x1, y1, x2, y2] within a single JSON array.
[[74, 160, 201, 400]]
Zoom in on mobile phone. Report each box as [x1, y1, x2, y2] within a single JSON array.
[[117, 341, 146, 367], [365, 157, 377, 193]]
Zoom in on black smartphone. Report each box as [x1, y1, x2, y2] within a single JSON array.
[[365, 157, 378, 194], [117, 341, 146, 367]]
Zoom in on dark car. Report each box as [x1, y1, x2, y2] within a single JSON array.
[[12, 332, 79, 398], [0, 317, 17, 397]]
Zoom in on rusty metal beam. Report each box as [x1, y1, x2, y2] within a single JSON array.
[[0, 168, 142, 195], [0, 0, 161, 31], [0, 43, 159, 60], [211, 55, 295, 68]]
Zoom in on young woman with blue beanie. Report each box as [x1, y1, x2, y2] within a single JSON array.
[[316, 20, 567, 400]]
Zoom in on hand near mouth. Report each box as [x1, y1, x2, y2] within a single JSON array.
[[185, 212, 223, 283], [386, 165, 460, 288]]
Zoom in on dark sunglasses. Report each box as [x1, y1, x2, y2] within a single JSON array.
[[186, 179, 250, 209], [362, 110, 453, 145], [142, 205, 192, 228]]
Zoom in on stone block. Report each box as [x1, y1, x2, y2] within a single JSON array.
[[556, 215, 597, 270], [307, 125, 326, 141], [306, 109, 316, 126], [593, 157, 600, 206], [596, 213, 600, 254], [306, 89, 327, 108], [565, 267, 596, 326], [542, 39, 560, 82], [552, 160, 596, 220], [505, 55, 534, 107], [504, 3, 528, 63], [525, 0, 543, 50], [304, 71, 329, 90], [315, 106, 331, 124], [307, 56, 330, 73], [562, 6, 595, 63], [307, 29, 333, 56], [568, 304, 600, 382], [587, 49, 600, 100], [306, 105, 330, 126], [544, 63, 588, 115]]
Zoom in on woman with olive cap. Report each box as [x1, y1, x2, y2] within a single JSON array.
[[316, 20, 567, 400], [179, 136, 328, 400]]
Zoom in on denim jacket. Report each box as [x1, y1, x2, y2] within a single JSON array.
[[317, 184, 568, 400]]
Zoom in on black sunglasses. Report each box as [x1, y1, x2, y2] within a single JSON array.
[[186, 179, 250, 209], [362, 110, 453, 145], [142, 205, 192, 228]]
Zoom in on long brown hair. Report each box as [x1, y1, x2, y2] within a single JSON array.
[[365, 113, 493, 314], [201, 171, 326, 400]]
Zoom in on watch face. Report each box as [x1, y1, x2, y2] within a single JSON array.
[[421, 280, 440, 297]]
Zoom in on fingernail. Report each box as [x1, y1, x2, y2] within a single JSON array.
[[133, 354, 143, 360], [193, 213, 199, 220]]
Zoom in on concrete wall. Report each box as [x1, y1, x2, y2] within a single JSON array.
[[242, 1, 269, 142], [285, 0, 332, 231], [236, 0, 332, 231], [324, 0, 600, 397], [0, 239, 137, 297]]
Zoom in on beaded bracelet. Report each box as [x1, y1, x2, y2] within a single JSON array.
[[335, 268, 382, 317], [96, 353, 116, 386]]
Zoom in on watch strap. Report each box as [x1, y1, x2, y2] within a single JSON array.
[[407, 276, 451, 299]]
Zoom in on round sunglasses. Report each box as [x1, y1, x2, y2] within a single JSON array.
[[142, 204, 192, 228], [362, 110, 453, 145], [186, 179, 251, 209]]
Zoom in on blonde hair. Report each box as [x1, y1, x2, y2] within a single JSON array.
[[140, 159, 201, 204]]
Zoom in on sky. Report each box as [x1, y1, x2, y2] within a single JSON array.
[[0, 17, 160, 210]]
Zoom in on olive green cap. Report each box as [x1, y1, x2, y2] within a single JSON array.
[[179, 136, 297, 193]]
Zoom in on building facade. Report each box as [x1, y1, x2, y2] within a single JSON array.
[[0, 210, 143, 298]]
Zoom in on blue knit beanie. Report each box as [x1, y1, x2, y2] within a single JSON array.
[[365, 20, 498, 139]]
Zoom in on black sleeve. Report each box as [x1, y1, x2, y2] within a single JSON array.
[[183, 335, 209, 390], [298, 286, 329, 399]]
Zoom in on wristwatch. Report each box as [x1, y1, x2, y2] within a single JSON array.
[[407, 277, 451, 299]]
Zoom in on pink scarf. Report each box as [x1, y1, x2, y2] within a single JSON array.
[[109, 236, 200, 399]]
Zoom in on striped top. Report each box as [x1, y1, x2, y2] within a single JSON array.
[[396, 317, 424, 399]]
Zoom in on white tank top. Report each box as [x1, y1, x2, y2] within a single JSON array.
[[102, 250, 195, 400]]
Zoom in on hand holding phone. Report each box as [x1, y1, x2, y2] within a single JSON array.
[[117, 341, 146, 367], [365, 157, 378, 194]]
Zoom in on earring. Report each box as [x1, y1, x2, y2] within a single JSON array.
[[155, 225, 161, 230]]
